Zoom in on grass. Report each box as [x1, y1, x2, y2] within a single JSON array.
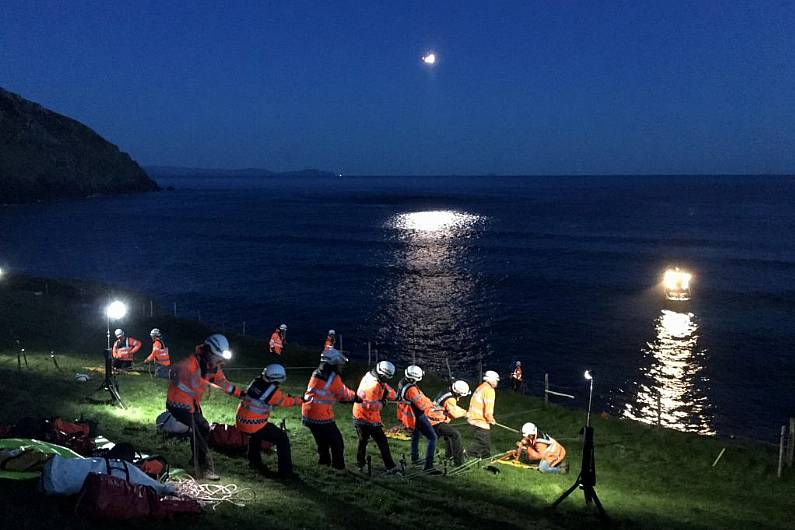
[[0, 273, 794, 529]]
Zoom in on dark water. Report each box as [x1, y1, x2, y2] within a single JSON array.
[[2, 175, 794, 439]]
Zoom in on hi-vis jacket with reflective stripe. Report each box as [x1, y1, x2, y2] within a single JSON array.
[[236, 378, 301, 434], [112, 337, 142, 361], [428, 390, 467, 426], [166, 348, 241, 413], [144, 338, 171, 366], [269, 330, 284, 354], [352, 371, 396, 426], [467, 382, 496, 430], [519, 433, 567, 467], [511, 366, 523, 381], [301, 368, 355, 424], [398, 381, 434, 417]]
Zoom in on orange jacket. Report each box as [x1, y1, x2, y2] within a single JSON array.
[[511, 366, 523, 381], [112, 337, 142, 361], [166, 348, 241, 413], [399, 381, 434, 417], [352, 371, 396, 426], [144, 338, 171, 366], [324, 335, 335, 351], [236, 378, 301, 434], [428, 391, 467, 426], [518, 433, 566, 467], [269, 330, 284, 354], [467, 382, 496, 429], [301, 368, 355, 424]]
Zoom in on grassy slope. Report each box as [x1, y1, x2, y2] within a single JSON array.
[[0, 274, 793, 530]]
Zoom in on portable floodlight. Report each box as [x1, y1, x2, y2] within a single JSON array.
[[95, 299, 128, 408]]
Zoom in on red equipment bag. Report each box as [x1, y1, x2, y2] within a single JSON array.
[[75, 464, 153, 520], [134, 455, 169, 481], [208, 424, 273, 455]]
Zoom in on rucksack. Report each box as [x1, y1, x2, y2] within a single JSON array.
[[208, 424, 273, 455], [155, 412, 190, 435], [134, 455, 169, 481]]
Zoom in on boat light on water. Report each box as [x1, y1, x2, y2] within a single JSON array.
[[663, 268, 692, 301]]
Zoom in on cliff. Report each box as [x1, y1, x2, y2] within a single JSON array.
[[0, 87, 159, 203]]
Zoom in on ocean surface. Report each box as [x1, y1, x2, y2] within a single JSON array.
[[2, 175, 794, 439]]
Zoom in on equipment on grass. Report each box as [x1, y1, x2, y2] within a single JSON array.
[[551, 369, 607, 520], [90, 348, 126, 408]]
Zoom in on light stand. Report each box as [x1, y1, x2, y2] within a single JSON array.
[[551, 370, 607, 520], [91, 301, 127, 408]]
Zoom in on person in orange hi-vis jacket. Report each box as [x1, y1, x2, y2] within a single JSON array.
[[166, 334, 241, 480], [467, 370, 500, 458], [398, 365, 441, 474], [144, 328, 171, 378], [352, 361, 399, 474], [324, 329, 336, 350], [269, 324, 287, 355], [512, 422, 568, 474], [428, 380, 470, 466], [510, 361, 523, 392], [111, 328, 142, 369], [236, 364, 303, 478], [301, 347, 359, 470]]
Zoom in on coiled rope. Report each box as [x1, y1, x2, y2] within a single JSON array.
[[169, 477, 255, 510]]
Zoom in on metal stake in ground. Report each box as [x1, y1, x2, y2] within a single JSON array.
[[551, 370, 607, 520]]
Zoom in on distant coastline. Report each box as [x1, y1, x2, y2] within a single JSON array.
[[145, 165, 337, 179]]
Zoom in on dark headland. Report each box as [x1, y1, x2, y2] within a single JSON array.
[[0, 86, 159, 204]]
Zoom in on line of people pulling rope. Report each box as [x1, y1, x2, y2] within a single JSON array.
[[159, 333, 567, 481]]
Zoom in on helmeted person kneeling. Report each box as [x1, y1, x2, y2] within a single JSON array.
[[236, 364, 303, 479], [513, 422, 568, 474]]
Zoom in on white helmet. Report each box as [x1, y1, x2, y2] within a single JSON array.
[[328, 329, 336, 336], [150, 328, 162, 338], [516, 361, 521, 366], [279, 324, 287, 331], [452, 380, 471, 396], [320, 347, 348, 366], [114, 329, 124, 338], [522, 422, 537, 437], [405, 365, 424, 382], [376, 361, 395, 379], [483, 370, 500, 384], [262, 364, 287, 383], [204, 334, 232, 360]]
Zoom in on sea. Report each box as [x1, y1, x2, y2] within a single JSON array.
[[2, 174, 794, 440]]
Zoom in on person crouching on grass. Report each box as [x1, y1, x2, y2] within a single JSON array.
[[511, 422, 568, 474], [236, 364, 303, 479]]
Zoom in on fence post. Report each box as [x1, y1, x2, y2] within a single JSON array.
[[787, 417, 794, 467], [778, 425, 786, 478], [242, 321, 246, 336], [544, 373, 549, 407], [657, 392, 662, 428], [339, 334, 343, 353], [173, 302, 177, 317], [479, 360, 483, 383], [149, 300, 153, 318], [367, 342, 371, 367]]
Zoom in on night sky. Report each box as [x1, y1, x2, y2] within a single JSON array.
[[2, 1, 794, 175]]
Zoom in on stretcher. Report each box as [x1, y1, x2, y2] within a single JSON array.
[[384, 426, 412, 441]]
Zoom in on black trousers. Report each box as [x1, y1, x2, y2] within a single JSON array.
[[306, 422, 345, 469], [167, 406, 210, 469], [248, 422, 292, 476], [355, 423, 395, 469], [434, 422, 463, 466], [511, 378, 522, 392], [112, 359, 133, 369], [468, 425, 492, 458]]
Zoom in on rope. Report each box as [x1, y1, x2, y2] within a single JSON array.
[[169, 477, 255, 510]]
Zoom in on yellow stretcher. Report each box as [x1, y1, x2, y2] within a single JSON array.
[[384, 426, 412, 441], [493, 453, 538, 470]]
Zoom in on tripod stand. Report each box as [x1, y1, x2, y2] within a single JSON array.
[[91, 348, 126, 408], [551, 370, 607, 520]]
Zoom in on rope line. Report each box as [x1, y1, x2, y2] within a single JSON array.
[[169, 477, 255, 510]]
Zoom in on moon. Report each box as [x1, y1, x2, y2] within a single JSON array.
[[422, 52, 436, 65]]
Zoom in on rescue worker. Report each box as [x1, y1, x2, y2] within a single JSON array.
[[324, 329, 336, 350], [302, 347, 359, 470], [428, 380, 470, 466], [397, 365, 440, 474], [144, 328, 171, 378], [352, 360, 399, 474], [269, 324, 287, 355], [236, 364, 303, 478], [513, 422, 568, 474], [111, 328, 142, 369], [510, 361, 523, 392], [166, 334, 241, 480], [467, 370, 500, 458]]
